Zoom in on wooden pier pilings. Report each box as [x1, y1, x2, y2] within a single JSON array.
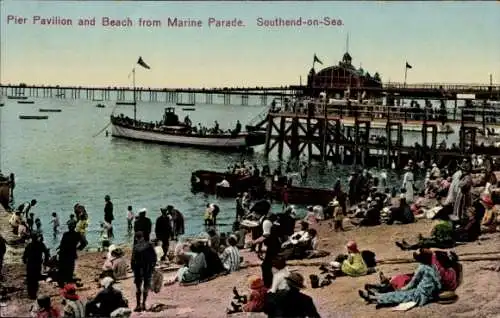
[[257, 102, 500, 168], [0, 85, 295, 106]]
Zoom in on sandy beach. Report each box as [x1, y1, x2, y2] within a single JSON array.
[[1, 201, 500, 318]]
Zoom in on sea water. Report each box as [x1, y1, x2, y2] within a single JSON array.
[[0, 97, 459, 249]]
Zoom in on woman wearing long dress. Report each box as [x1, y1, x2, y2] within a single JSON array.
[[453, 161, 472, 223], [359, 248, 441, 307], [402, 166, 414, 203]]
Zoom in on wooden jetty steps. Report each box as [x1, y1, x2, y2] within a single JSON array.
[[19, 115, 48, 120], [39, 108, 62, 112], [17, 100, 34, 104]]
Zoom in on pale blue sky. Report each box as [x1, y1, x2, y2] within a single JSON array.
[[0, 1, 499, 87]]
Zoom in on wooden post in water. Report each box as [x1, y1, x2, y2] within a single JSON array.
[[277, 116, 286, 160], [290, 116, 299, 160], [306, 106, 313, 163], [263, 114, 273, 159]]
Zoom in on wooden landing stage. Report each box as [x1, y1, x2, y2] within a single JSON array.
[[252, 102, 500, 167]]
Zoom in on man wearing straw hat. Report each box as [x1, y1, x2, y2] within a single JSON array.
[[264, 272, 320, 317]]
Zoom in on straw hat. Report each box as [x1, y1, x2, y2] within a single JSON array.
[[138, 208, 147, 214], [285, 272, 305, 289]]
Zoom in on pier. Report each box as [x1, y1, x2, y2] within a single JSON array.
[[1, 82, 499, 106], [252, 100, 500, 168]]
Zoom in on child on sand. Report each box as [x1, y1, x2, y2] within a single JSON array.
[[50, 212, 59, 237]]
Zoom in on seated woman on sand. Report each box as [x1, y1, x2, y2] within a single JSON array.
[[359, 248, 442, 309], [480, 194, 499, 233], [100, 246, 128, 280], [86, 277, 129, 317], [395, 210, 455, 250], [280, 227, 318, 260], [321, 241, 368, 278], [166, 242, 208, 285], [387, 194, 415, 225], [282, 221, 310, 247], [364, 249, 460, 295], [453, 204, 484, 243]]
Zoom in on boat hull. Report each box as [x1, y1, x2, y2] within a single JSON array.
[[111, 123, 265, 149], [19, 115, 48, 120], [190, 170, 335, 205]]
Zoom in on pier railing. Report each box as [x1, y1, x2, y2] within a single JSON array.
[[270, 101, 500, 127]]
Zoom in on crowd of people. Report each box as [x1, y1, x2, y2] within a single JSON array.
[[0, 194, 192, 317], [0, 152, 498, 317]]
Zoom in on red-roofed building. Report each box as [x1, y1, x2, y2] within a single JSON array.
[[306, 52, 382, 97]]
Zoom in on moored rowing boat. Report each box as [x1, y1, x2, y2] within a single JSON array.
[[19, 115, 48, 120], [39, 108, 62, 112]]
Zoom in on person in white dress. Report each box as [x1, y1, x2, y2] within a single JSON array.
[[402, 166, 414, 203]]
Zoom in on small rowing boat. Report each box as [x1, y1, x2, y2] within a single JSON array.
[[176, 102, 195, 106], [19, 115, 48, 120], [116, 101, 136, 105], [39, 109, 62, 112], [96, 104, 106, 108], [182, 107, 196, 111], [7, 96, 27, 100], [17, 100, 35, 104]]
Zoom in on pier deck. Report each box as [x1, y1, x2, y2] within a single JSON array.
[[1, 82, 498, 106]]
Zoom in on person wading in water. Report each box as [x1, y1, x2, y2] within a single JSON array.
[[104, 195, 114, 236], [131, 231, 157, 312]]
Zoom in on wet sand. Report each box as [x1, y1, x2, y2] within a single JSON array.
[[1, 202, 500, 318]]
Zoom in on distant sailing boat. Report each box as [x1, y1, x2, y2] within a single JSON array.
[[109, 57, 265, 150]]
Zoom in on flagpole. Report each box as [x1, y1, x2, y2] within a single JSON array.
[[133, 67, 136, 123], [404, 65, 408, 88]]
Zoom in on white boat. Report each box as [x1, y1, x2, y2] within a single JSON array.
[[110, 107, 265, 150]]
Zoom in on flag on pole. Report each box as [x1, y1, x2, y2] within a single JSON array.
[[313, 54, 323, 65], [406, 61, 412, 69], [137, 57, 151, 69]]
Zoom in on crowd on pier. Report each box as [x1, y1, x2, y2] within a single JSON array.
[[0, 153, 499, 317]]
